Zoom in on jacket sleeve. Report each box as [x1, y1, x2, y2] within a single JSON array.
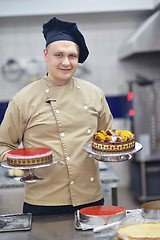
[[0, 98, 24, 161]]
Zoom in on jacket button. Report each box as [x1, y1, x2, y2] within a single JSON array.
[[87, 129, 91, 134], [56, 109, 60, 114]]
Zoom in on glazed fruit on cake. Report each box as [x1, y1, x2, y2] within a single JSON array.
[[117, 222, 160, 240], [7, 147, 53, 167], [92, 129, 135, 152]]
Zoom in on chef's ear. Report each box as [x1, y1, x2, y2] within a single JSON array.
[[43, 48, 48, 62]]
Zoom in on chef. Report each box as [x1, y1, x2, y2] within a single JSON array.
[[0, 17, 114, 215]]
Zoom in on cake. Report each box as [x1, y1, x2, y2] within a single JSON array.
[[79, 205, 126, 227], [92, 129, 135, 152], [7, 147, 53, 167], [117, 222, 160, 240]]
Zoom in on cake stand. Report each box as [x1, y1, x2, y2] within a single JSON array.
[[83, 142, 142, 162], [1, 159, 59, 183]]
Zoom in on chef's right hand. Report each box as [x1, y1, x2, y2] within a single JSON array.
[[2, 155, 7, 162]]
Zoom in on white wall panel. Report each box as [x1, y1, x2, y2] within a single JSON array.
[[0, 0, 159, 17]]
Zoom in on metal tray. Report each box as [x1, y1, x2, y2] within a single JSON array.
[[84, 142, 142, 162], [0, 213, 32, 232]]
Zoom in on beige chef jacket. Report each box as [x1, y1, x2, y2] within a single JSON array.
[[0, 75, 114, 206]]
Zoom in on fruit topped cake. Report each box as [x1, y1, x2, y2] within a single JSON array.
[[92, 129, 135, 153], [6, 147, 53, 167]]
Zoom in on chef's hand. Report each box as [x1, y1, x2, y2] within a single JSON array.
[[2, 155, 7, 162]]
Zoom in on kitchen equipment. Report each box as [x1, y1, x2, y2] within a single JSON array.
[[78, 205, 126, 228], [119, 10, 160, 59], [130, 79, 160, 201], [131, 78, 160, 161], [0, 213, 32, 232], [141, 200, 160, 219], [83, 141, 142, 162], [2, 58, 23, 81]]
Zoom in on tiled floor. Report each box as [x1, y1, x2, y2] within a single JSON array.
[[0, 187, 141, 215]]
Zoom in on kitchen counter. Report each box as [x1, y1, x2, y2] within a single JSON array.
[[0, 167, 24, 188], [0, 213, 113, 240]]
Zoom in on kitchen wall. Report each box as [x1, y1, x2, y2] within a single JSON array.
[[1, 0, 160, 17], [1, 12, 160, 99], [0, 9, 160, 187]]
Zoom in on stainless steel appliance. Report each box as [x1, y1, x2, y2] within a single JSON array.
[[129, 77, 160, 201]]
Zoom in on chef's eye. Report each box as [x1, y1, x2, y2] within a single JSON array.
[[56, 53, 63, 57], [70, 54, 78, 58]]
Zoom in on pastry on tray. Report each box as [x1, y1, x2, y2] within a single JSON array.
[[7, 147, 53, 167], [92, 129, 135, 153]]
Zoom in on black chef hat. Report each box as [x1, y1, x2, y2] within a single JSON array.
[[42, 17, 89, 63]]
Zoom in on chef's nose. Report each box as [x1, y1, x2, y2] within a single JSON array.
[[62, 57, 70, 65]]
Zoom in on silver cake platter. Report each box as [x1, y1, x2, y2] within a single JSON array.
[[1, 158, 59, 183], [84, 142, 142, 162]]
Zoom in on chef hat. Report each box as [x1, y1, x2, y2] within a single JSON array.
[[42, 17, 89, 63]]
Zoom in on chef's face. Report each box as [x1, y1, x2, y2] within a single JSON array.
[[44, 40, 79, 85]]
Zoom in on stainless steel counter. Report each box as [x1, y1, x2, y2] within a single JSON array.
[[0, 214, 111, 240]]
